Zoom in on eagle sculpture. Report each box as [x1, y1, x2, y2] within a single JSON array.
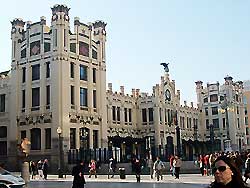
[[160, 63, 169, 73]]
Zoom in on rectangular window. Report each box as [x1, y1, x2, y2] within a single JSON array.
[[149, 108, 154, 122], [71, 86, 75, 105], [21, 48, 26, 58], [204, 97, 208, 103], [32, 87, 40, 109], [223, 118, 226, 129], [142, 108, 147, 123], [117, 107, 121, 122], [205, 107, 208, 116], [124, 108, 128, 122], [45, 128, 51, 149], [92, 49, 97, 59], [80, 87, 87, 107], [21, 131, 26, 139], [237, 118, 240, 129], [22, 67, 26, 83], [46, 85, 50, 105], [44, 42, 51, 52], [64, 29, 66, 47], [112, 106, 116, 121], [212, 118, 219, 129], [32, 64, 40, 81], [70, 43, 76, 53], [79, 41, 89, 57], [245, 117, 249, 125], [159, 108, 162, 122], [93, 130, 98, 148], [0, 94, 5, 112], [80, 65, 87, 81], [22, 90, 25, 109], [70, 128, 76, 149], [93, 68, 96, 83], [46, 62, 50, 78], [210, 94, 218, 102], [129, 109, 132, 122], [93, 90, 97, 108], [206, 119, 209, 130], [246, 127, 249, 136], [211, 107, 218, 115], [30, 41, 41, 56], [70, 62, 74, 78]]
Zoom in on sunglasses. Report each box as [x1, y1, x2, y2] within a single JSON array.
[[212, 166, 230, 174]]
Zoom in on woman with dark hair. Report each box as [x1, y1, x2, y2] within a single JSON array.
[[208, 155, 248, 188]]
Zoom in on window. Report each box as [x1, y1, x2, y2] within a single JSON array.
[[124, 108, 128, 122], [93, 130, 98, 148], [80, 87, 87, 107], [204, 97, 208, 103], [236, 106, 239, 114], [210, 94, 218, 102], [212, 107, 218, 115], [21, 131, 26, 139], [245, 117, 249, 125], [246, 128, 249, 136], [205, 107, 208, 116], [70, 128, 76, 149], [142, 108, 147, 123], [70, 62, 74, 78], [71, 86, 75, 105], [44, 42, 51, 52], [22, 90, 25, 109], [70, 43, 76, 53], [159, 108, 162, 122], [21, 48, 26, 58], [149, 108, 154, 122], [22, 67, 26, 83], [212, 118, 219, 129], [93, 90, 96, 108], [112, 106, 116, 121], [223, 118, 226, 129], [30, 41, 41, 56], [235, 94, 239, 102], [32, 87, 40, 110], [30, 128, 41, 150], [80, 65, 87, 81], [129, 109, 132, 122], [237, 118, 240, 129], [0, 141, 7, 156], [32, 64, 40, 81], [79, 42, 89, 57], [46, 85, 50, 106], [92, 49, 97, 59], [46, 62, 50, 78], [0, 94, 5, 112], [93, 68, 96, 83], [206, 119, 209, 130], [117, 107, 120, 122], [45, 128, 51, 149], [0, 127, 7, 138]]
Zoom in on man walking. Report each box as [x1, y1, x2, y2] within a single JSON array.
[[153, 157, 165, 181]]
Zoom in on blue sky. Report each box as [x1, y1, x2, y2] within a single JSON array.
[[0, 0, 250, 105]]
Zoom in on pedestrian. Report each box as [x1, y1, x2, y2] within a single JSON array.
[[42, 159, 49, 180], [108, 158, 116, 178], [30, 161, 37, 179], [208, 155, 248, 188], [173, 155, 182, 179], [72, 160, 86, 188], [244, 154, 250, 183], [88, 159, 97, 178], [37, 160, 44, 179], [147, 157, 153, 179], [169, 155, 175, 176], [153, 156, 165, 181], [134, 159, 142, 183]]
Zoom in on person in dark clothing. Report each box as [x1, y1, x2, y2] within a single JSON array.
[[134, 159, 142, 183], [72, 160, 86, 188], [208, 155, 248, 188], [42, 159, 49, 180]]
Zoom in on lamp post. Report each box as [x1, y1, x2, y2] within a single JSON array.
[[57, 127, 63, 178], [220, 94, 232, 152], [174, 110, 181, 156]]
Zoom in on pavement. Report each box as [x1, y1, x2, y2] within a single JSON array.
[[30, 174, 214, 185]]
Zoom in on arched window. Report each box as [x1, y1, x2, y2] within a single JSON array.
[[30, 128, 41, 150], [0, 126, 7, 138]]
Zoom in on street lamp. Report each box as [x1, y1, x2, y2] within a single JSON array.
[[57, 127, 63, 178], [209, 124, 214, 152], [173, 110, 181, 156], [219, 94, 232, 152]]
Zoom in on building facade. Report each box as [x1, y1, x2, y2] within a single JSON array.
[[0, 5, 246, 171], [243, 80, 250, 149]]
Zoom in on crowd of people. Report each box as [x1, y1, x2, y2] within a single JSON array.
[[29, 159, 49, 180]]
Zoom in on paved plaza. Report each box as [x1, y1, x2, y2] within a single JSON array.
[[25, 174, 215, 188]]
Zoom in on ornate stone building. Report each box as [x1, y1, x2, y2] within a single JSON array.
[[0, 5, 246, 171]]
